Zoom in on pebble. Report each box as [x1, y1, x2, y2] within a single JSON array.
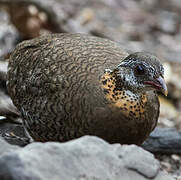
[[161, 161, 172, 172], [171, 154, 180, 162], [0, 116, 6, 120]]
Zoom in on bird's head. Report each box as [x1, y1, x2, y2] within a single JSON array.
[[115, 52, 168, 96]]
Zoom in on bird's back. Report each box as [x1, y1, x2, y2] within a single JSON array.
[[8, 33, 129, 103]]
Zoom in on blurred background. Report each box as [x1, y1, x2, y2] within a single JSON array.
[[0, 0, 181, 178]]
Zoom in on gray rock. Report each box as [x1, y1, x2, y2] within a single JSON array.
[[0, 137, 20, 156], [142, 128, 181, 154], [0, 136, 173, 180], [0, 9, 19, 57], [0, 120, 29, 146], [156, 11, 178, 34], [0, 59, 20, 124]]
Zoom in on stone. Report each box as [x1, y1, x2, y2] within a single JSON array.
[[0, 137, 20, 156], [0, 9, 19, 57], [0, 121, 28, 146], [156, 11, 178, 34], [0, 136, 173, 180], [142, 128, 181, 154]]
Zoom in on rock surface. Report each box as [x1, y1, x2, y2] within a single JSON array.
[[0, 9, 19, 57], [142, 128, 181, 154], [0, 137, 19, 155], [0, 136, 173, 180]]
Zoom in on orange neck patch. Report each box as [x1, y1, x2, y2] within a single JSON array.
[[101, 71, 147, 119]]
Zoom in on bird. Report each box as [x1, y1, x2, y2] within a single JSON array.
[[7, 33, 167, 145]]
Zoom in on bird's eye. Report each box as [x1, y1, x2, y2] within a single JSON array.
[[135, 65, 145, 75]]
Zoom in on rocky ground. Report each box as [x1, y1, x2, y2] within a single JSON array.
[[0, 0, 181, 179]]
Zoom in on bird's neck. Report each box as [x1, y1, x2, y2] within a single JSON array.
[[101, 70, 147, 118]]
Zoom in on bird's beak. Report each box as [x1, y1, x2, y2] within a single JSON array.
[[156, 76, 168, 96], [144, 76, 168, 96]]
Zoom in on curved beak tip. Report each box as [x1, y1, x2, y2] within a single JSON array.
[[157, 76, 168, 97], [162, 88, 168, 97]]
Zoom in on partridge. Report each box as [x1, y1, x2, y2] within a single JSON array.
[[7, 33, 167, 145]]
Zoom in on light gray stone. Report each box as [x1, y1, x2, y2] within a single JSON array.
[[0, 136, 173, 180], [0, 137, 20, 156], [0, 9, 19, 57]]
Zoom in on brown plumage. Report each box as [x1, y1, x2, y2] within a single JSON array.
[[7, 33, 167, 145]]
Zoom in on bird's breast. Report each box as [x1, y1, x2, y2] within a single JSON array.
[[100, 72, 148, 121]]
